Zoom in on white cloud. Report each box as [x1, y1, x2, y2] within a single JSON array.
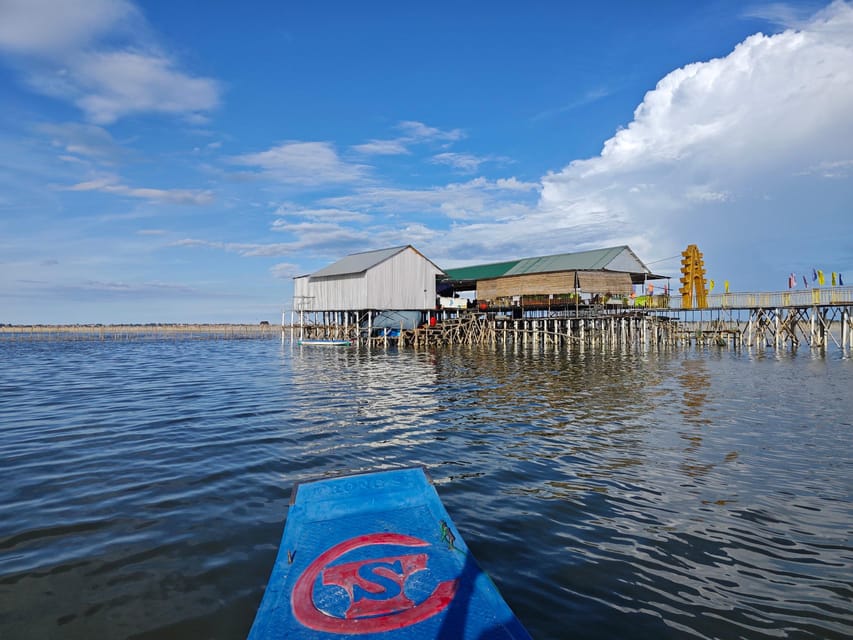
[[0, 0, 138, 55], [230, 142, 369, 186], [431, 152, 488, 173], [351, 139, 411, 155], [397, 120, 465, 143], [272, 204, 371, 225], [270, 262, 301, 279], [323, 177, 539, 222], [0, 0, 220, 124], [70, 51, 220, 124], [66, 175, 214, 205], [37, 122, 124, 162], [522, 1, 853, 286], [532, 86, 614, 122], [351, 121, 467, 156]]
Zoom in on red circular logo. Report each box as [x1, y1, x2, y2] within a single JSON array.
[[292, 532, 458, 634]]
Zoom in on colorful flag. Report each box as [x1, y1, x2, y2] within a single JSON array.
[[841, 273, 845, 286], [788, 273, 796, 289], [724, 280, 730, 293], [812, 268, 818, 282], [709, 279, 715, 293], [803, 275, 808, 288], [818, 270, 825, 286], [832, 272, 837, 286]]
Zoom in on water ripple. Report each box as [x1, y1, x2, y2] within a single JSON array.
[[1, 341, 851, 638]]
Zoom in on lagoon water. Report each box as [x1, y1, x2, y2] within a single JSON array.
[[1, 338, 851, 639]]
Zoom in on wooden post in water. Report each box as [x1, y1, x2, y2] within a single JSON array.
[[775, 309, 781, 349], [810, 311, 816, 349]]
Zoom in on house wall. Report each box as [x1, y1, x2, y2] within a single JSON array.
[[477, 270, 632, 299], [606, 247, 646, 273], [363, 248, 440, 309], [477, 272, 577, 299]]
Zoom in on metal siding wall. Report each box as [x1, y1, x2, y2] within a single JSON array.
[[366, 249, 439, 309], [296, 248, 441, 311], [315, 273, 366, 310]]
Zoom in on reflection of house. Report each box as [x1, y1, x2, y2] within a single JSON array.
[[441, 245, 663, 304], [293, 246, 444, 326]]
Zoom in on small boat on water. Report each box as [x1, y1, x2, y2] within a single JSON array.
[[248, 467, 531, 639], [297, 339, 352, 347]]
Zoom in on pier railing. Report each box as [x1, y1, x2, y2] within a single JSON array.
[[660, 286, 853, 310]]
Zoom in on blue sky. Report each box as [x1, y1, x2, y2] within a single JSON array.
[[1, 0, 851, 324]]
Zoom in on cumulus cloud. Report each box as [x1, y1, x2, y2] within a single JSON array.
[[230, 142, 368, 186], [520, 1, 853, 286], [0, 0, 220, 124]]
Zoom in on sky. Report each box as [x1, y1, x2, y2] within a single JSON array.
[[1, 0, 852, 324]]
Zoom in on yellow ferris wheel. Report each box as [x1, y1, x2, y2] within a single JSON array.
[[679, 244, 709, 309]]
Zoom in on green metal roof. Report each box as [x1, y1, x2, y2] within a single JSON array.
[[506, 246, 629, 275], [442, 259, 521, 281], [442, 246, 653, 283]]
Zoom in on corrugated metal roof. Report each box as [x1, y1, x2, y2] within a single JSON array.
[[442, 246, 653, 283], [506, 246, 629, 275], [310, 246, 408, 278], [442, 259, 521, 282]]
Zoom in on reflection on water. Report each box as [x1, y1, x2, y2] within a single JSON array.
[[1, 340, 852, 639]]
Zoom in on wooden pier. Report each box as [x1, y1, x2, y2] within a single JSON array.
[[291, 286, 853, 353]]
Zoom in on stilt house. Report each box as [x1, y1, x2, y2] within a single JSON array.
[[293, 245, 445, 328], [442, 245, 662, 306]]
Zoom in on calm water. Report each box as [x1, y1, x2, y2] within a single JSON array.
[[1, 338, 851, 639]]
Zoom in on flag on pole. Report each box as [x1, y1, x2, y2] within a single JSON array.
[[709, 279, 715, 293], [724, 280, 730, 293], [831, 272, 837, 286], [818, 270, 825, 286], [841, 273, 845, 286], [812, 268, 818, 282], [788, 273, 796, 289], [803, 275, 808, 288]]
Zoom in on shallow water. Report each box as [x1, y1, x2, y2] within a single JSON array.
[[1, 339, 851, 639]]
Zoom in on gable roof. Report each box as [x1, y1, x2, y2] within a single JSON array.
[[310, 245, 444, 279], [443, 246, 661, 282], [310, 246, 407, 278], [441, 259, 521, 282]]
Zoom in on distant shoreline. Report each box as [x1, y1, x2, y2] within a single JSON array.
[[0, 323, 283, 340]]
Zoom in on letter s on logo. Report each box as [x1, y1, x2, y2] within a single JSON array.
[[291, 532, 458, 634]]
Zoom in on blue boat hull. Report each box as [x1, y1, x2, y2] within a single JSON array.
[[248, 467, 531, 639]]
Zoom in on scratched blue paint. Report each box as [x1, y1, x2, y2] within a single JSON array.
[[248, 467, 531, 639]]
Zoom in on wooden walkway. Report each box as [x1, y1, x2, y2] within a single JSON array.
[[293, 286, 853, 352]]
